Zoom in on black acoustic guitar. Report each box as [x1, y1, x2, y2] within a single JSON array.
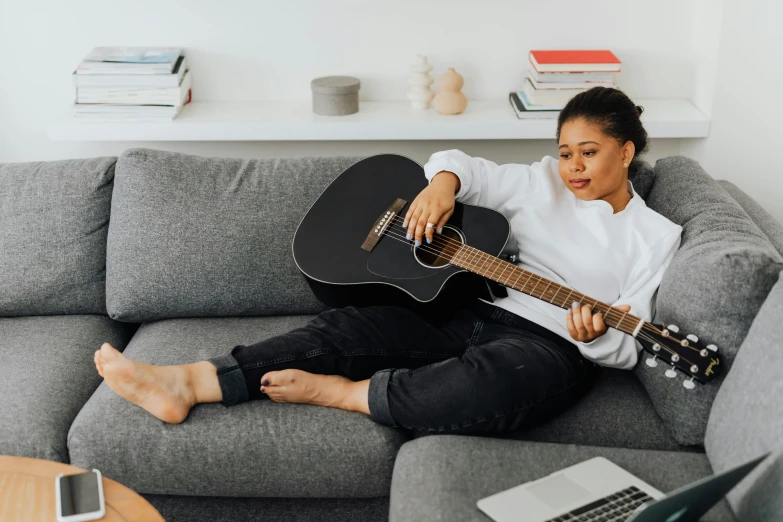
[[293, 154, 721, 387]]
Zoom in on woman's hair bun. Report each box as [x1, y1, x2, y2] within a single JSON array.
[[636, 105, 644, 116]]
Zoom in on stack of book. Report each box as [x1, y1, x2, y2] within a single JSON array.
[[509, 49, 621, 119], [72, 47, 192, 122]]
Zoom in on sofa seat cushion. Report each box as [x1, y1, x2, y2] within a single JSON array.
[[107, 148, 365, 322], [510, 368, 683, 452], [390, 436, 737, 522], [0, 157, 117, 315], [67, 315, 410, 498], [0, 315, 136, 462], [638, 156, 783, 446]]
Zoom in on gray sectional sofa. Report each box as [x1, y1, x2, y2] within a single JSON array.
[[1, 148, 781, 522]]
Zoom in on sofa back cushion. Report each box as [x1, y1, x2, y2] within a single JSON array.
[[628, 159, 655, 200], [0, 157, 117, 316], [718, 180, 783, 257], [705, 274, 783, 521], [106, 148, 363, 321], [635, 156, 783, 446]]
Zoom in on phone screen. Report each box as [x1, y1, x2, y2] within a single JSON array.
[[59, 471, 101, 516]]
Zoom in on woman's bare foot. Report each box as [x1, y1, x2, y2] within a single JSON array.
[[93, 343, 196, 424], [260, 369, 370, 414]]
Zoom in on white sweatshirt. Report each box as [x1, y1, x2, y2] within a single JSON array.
[[423, 150, 682, 370]]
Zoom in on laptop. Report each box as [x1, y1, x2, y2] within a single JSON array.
[[477, 452, 768, 522]]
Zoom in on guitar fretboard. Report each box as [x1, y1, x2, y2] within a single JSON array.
[[450, 244, 643, 336]]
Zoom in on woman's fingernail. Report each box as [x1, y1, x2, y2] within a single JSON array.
[[572, 301, 579, 308], [426, 237, 431, 244], [414, 240, 421, 247], [406, 232, 412, 241], [403, 221, 407, 228], [262, 379, 270, 386], [438, 226, 443, 234], [260, 387, 266, 393]]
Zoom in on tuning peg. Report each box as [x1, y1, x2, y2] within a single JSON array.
[[665, 366, 677, 378], [683, 377, 696, 390], [645, 356, 659, 368], [687, 334, 699, 342], [706, 344, 718, 352], [667, 324, 680, 333]]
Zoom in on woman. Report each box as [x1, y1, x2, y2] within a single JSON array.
[[94, 87, 682, 436]]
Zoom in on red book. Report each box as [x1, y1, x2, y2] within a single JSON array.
[[529, 50, 621, 73]]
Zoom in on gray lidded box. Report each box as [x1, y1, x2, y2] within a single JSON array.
[[311, 76, 360, 116]]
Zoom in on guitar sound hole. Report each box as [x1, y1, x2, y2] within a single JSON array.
[[414, 226, 465, 269]]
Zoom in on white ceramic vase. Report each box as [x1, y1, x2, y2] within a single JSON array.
[[406, 55, 434, 109]]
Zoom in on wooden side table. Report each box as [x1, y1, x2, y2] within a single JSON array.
[[0, 455, 164, 522]]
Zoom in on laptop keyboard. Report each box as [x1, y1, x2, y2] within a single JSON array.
[[544, 486, 654, 522]]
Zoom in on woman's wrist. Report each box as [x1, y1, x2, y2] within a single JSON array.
[[432, 170, 461, 194]]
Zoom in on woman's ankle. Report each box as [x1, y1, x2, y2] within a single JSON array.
[[344, 380, 371, 415], [187, 361, 223, 404]]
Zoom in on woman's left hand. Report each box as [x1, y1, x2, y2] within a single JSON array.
[[566, 302, 631, 343]]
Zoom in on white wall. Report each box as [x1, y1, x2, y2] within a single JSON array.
[[2, 0, 779, 224], [682, 0, 783, 222]]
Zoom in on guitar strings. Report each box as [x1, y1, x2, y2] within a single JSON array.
[[382, 215, 646, 332], [381, 225, 646, 336], [384, 214, 697, 352], [378, 227, 695, 371]]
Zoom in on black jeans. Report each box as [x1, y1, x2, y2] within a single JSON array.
[[207, 299, 602, 437]]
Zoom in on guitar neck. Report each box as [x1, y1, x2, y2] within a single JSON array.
[[451, 244, 644, 337]]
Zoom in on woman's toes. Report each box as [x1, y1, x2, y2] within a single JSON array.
[[265, 389, 287, 403], [260, 370, 285, 387], [94, 350, 104, 377], [100, 342, 121, 362]]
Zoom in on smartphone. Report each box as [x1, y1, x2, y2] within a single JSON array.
[[54, 469, 106, 522]]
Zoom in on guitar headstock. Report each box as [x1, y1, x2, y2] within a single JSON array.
[[636, 323, 722, 389]]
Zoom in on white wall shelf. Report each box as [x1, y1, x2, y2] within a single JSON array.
[[48, 99, 709, 141]]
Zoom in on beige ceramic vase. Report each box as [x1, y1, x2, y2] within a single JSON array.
[[432, 68, 468, 115]]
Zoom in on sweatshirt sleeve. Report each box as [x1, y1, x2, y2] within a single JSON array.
[[422, 149, 539, 212], [576, 227, 683, 369]]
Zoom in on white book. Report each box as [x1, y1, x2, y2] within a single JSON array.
[[528, 66, 614, 84], [73, 56, 188, 88], [528, 73, 614, 91], [71, 103, 185, 122], [75, 70, 192, 106], [521, 77, 586, 107]]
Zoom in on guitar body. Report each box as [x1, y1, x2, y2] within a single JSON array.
[[293, 153, 510, 314]]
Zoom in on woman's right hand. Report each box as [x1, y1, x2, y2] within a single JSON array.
[[403, 170, 460, 246]]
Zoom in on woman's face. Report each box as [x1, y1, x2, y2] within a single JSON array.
[[557, 118, 634, 205]]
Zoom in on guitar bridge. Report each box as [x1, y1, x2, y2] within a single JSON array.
[[361, 198, 407, 252]]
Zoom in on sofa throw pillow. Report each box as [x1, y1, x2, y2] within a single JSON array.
[[0, 157, 117, 316], [704, 274, 783, 521], [106, 148, 364, 321], [634, 156, 783, 446]]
